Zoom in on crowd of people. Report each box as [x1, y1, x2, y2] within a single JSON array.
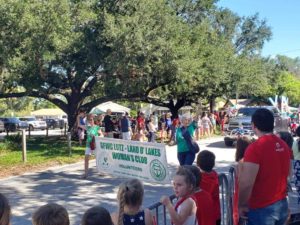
[[75, 109, 230, 144]]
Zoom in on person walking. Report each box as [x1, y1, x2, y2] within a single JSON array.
[[103, 109, 114, 138], [136, 112, 146, 142], [82, 114, 103, 179], [238, 108, 291, 225], [175, 114, 197, 165], [120, 112, 131, 140], [196, 114, 203, 141], [76, 109, 86, 146], [202, 112, 212, 137], [147, 116, 156, 142]]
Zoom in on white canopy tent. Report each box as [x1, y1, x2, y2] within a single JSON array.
[[90, 101, 130, 114], [31, 108, 67, 118], [140, 104, 193, 116]]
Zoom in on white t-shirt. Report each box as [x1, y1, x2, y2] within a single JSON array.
[[202, 117, 211, 128], [177, 198, 198, 225]]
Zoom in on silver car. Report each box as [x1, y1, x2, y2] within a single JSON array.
[[224, 106, 290, 146], [18, 117, 47, 131]]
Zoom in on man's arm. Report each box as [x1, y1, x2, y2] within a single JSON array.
[[238, 162, 259, 216]]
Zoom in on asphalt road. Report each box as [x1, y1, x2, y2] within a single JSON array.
[[0, 128, 68, 139]]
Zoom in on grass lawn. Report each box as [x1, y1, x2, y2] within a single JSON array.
[[0, 135, 86, 178]]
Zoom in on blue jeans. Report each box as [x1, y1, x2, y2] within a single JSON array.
[[177, 151, 195, 165], [248, 198, 288, 225], [148, 132, 156, 142]]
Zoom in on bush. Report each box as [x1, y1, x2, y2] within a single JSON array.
[[5, 133, 22, 143], [0, 142, 9, 154], [2, 134, 22, 150]]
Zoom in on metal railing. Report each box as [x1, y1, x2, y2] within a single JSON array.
[[218, 173, 233, 225], [148, 167, 300, 225], [148, 173, 232, 225], [148, 195, 176, 225]]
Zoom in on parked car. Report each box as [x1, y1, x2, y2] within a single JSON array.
[[18, 117, 47, 131], [62, 115, 68, 125], [0, 117, 29, 132], [44, 118, 64, 129], [224, 106, 290, 146]]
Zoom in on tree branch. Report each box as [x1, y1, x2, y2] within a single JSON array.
[[144, 96, 170, 108], [81, 92, 142, 110], [79, 73, 103, 98], [0, 91, 68, 112]]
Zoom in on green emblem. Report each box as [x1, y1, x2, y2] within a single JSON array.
[[150, 159, 166, 181], [99, 154, 109, 169], [102, 157, 108, 166]]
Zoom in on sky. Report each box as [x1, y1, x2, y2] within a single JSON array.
[[217, 0, 300, 58]]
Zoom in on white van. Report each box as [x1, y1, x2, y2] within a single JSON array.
[[19, 116, 47, 131]]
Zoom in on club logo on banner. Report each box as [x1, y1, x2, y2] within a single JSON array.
[[95, 137, 170, 184]]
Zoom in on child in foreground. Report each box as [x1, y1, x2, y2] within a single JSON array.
[[232, 137, 252, 225], [185, 165, 215, 225], [82, 206, 113, 225], [196, 150, 221, 225], [0, 193, 11, 225], [111, 179, 153, 225], [160, 166, 197, 225], [32, 203, 70, 225]]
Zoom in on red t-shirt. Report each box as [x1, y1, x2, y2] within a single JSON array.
[[199, 170, 221, 220], [192, 189, 215, 225], [137, 117, 145, 130], [244, 134, 290, 209], [172, 118, 179, 127]]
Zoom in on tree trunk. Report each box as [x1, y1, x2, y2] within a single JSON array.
[[209, 97, 216, 113], [169, 98, 186, 119], [67, 112, 77, 132], [169, 107, 179, 119]]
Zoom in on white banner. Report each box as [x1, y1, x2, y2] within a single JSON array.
[[95, 137, 170, 184]]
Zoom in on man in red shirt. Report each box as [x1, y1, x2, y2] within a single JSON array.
[[238, 108, 290, 225]]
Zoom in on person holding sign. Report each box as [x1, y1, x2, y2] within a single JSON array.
[[82, 114, 103, 179], [176, 114, 198, 165]]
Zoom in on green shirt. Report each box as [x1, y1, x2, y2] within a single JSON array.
[[86, 125, 100, 147], [176, 121, 197, 153]]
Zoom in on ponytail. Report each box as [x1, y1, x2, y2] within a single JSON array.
[[117, 179, 144, 225], [117, 187, 126, 225]]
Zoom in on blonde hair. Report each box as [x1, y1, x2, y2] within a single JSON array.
[[117, 179, 144, 225], [0, 193, 11, 225], [32, 203, 69, 225], [87, 114, 95, 120]]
